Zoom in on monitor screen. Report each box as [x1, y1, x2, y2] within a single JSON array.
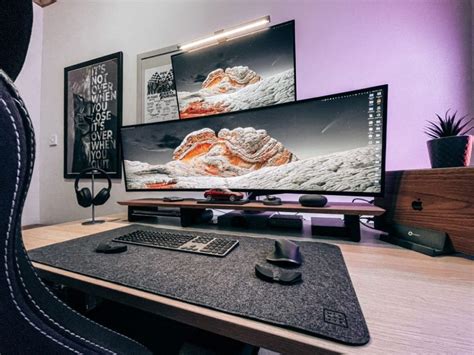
[[121, 85, 387, 196], [171, 20, 296, 119]]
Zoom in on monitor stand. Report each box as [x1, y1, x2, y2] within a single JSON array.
[[82, 205, 106, 225]]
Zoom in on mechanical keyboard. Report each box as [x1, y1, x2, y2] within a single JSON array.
[[112, 228, 239, 257]]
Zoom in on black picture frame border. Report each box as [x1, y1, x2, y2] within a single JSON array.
[[63, 51, 123, 179], [171, 19, 297, 119], [120, 84, 389, 198], [136, 44, 182, 124]]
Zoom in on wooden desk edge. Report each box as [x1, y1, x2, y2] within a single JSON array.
[[33, 262, 344, 355], [25, 217, 473, 354]]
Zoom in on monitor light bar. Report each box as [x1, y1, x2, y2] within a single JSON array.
[[179, 16, 271, 51]]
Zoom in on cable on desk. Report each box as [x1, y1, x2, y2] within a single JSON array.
[[213, 209, 229, 214], [352, 198, 374, 204], [360, 220, 376, 230], [351, 198, 379, 230], [358, 216, 375, 230]]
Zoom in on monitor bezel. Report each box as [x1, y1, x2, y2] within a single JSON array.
[[121, 84, 388, 197]]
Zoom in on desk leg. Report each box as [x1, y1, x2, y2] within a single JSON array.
[[344, 215, 361, 242]]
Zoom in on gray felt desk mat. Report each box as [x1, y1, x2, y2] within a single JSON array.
[[29, 225, 370, 345]]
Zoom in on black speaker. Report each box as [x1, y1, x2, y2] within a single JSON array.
[[299, 194, 328, 207]]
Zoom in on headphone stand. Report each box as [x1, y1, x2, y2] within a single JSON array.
[[81, 172, 106, 225]]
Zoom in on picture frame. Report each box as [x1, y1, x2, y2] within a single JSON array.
[[137, 45, 181, 124], [64, 52, 123, 179]]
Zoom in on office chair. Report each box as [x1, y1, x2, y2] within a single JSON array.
[[0, 1, 150, 353]]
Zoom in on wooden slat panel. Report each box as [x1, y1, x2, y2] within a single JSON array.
[[375, 167, 474, 254]]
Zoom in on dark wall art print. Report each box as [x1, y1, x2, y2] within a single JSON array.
[[64, 52, 123, 179]]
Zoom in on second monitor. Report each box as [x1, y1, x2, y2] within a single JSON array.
[[121, 85, 387, 197]]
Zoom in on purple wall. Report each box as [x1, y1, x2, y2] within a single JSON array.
[[271, 0, 472, 170], [36, 0, 472, 223]]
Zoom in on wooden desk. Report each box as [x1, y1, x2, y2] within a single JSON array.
[[23, 215, 474, 354]]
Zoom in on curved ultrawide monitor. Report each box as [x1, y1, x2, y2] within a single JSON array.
[[121, 85, 387, 196]]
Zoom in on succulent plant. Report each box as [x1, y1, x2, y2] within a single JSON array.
[[425, 110, 473, 139]]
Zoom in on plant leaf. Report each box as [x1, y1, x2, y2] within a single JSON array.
[[426, 111, 474, 137], [425, 126, 444, 138], [425, 131, 439, 139], [459, 118, 474, 135]]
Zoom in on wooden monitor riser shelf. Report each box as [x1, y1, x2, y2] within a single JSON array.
[[118, 199, 385, 242]]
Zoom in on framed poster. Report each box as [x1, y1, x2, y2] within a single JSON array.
[[171, 20, 296, 119], [64, 52, 123, 179], [137, 45, 181, 123]]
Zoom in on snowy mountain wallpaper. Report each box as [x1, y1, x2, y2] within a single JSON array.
[[121, 90, 384, 194], [171, 21, 296, 119]]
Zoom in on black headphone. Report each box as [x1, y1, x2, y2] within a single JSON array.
[[74, 168, 112, 208]]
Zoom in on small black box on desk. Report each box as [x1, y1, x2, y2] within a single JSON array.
[[268, 214, 303, 230]]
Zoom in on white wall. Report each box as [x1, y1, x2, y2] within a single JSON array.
[[16, 4, 43, 226], [38, 0, 472, 224]]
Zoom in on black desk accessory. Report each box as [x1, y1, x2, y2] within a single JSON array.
[[95, 242, 127, 254], [218, 210, 272, 229], [255, 264, 302, 285], [380, 223, 454, 256], [299, 194, 328, 207], [268, 214, 303, 230], [127, 205, 213, 227], [163, 197, 197, 202], [163, 196, 185, 202], [266, 239, 303, 267], [262, 196, 282, 205], [29, 224, 370, 345], [74, 168, 111, 225]]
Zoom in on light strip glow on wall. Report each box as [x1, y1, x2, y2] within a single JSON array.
[[179, 16, 271, 51]]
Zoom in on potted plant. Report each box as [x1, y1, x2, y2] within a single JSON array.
[[425, 110, 473, 168]]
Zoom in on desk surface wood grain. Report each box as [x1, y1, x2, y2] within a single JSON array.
[[23, 215, 474, 354]]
